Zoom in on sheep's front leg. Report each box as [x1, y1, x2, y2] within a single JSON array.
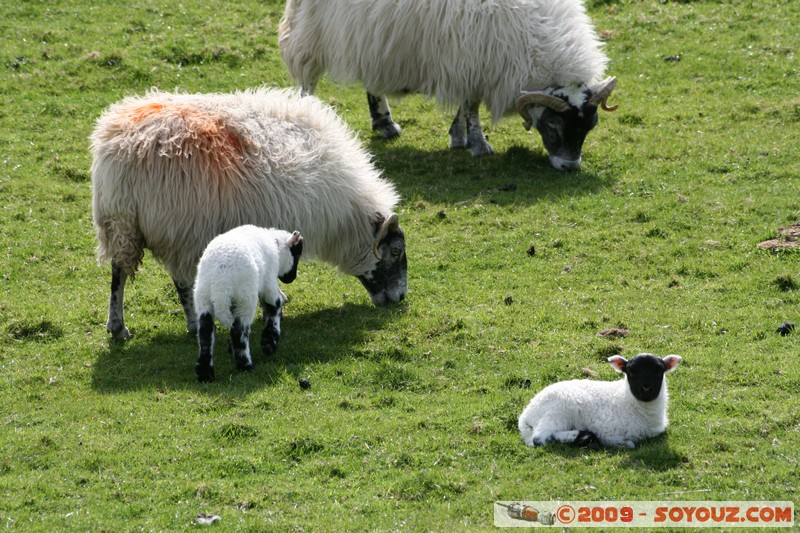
[[107, 260, 131, 340], [448, 105, 468, 149], [367, 92, 401, 139], [172, 277, 197, 335], [196, 312, 216, 382], [229, 317, 254, 372], [464, 100, 493, 156], [260, 294, 285, 357]]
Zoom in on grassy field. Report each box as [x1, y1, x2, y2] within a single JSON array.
[[1, 0, 798, 530]]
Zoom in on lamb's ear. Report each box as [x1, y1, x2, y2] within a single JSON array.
[[662, 355, 682, 372], [607, 355, 628, 373], [287, 230, 303, 247]]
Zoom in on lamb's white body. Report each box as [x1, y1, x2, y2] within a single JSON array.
[[193, 225, 303, 382], [194, 225, 296, 330], [518, 378, 668, 449], [91, 87, 407, 341], [518, 354, 681, 449]]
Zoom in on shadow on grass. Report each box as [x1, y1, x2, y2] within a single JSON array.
[[531, 433, 689, 472], [90, 302, 396, 394], [367, 142, 615, 205]]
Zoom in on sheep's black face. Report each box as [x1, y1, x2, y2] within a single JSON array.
[[624, 354, 667, 402], [535, 104, 598, 171], [358, 228, 407, 306]]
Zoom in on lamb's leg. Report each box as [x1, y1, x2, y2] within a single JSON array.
[[464, 100, 493, 156], [196, 312, 216, 382], [448, 105, 468, 149], [260, 293, 286, 357], [106, 260, 131, 340], [229, 317, 253, 372], [172, 278, 197, 335], [367, 92, 401, 139]]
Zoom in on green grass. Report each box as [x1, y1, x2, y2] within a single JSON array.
[[1, 0, 799, 530]]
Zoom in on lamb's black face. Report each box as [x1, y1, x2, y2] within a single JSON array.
[[535, 103, 598, 171], [624, 354, 667, 402], [278, 240, 303, 284], [358, 229, 407, 306]]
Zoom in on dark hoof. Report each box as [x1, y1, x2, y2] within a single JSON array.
[[575, 430, 601, 448], [196, 366, 215, 383], [261, 331, 279, 357], [234, 357, 254, 372]]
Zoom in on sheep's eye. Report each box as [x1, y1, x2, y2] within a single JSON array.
[[391, 247, 402, 258]]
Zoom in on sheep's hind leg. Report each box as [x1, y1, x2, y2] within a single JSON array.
[[229, 317, 254, 372], [106, 260, 131, 340], [196, 312, 216, 382], [260, 296, 283, 357], [172, 278, 197, 335], [367, 93, 401, 139], [464, 100, 493, 156]]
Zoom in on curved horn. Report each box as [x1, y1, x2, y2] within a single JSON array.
[[588, 76, 618, 112], [516, 92, 571, 114], [372, 213, 399, 260], [516, 92, 571, 130]]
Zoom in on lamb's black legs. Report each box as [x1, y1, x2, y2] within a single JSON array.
[[229, 318, 253, 372], [260, 297, 283, 357]]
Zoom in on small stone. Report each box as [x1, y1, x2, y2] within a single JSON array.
[[776, 322, 795, 336], [526, 245, 536, 256], [504, 295, 514, 305], [299, 378, 311, 390]]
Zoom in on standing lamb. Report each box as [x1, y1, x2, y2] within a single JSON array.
[[91, 88, 407, 341], [193, 225, 303, 382], [279, 0, 618, 171], [518, 354, 682, 449]]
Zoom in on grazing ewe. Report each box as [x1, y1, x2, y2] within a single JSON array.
[[91, 88, 407, 341], [193, 225, 303, 382], [518, 354, 682, 449], [279, 0, 617, 170]]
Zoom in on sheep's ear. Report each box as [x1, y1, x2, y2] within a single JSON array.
[[607, 355, 628, 373], [662, 355, 682, 372], [287, 231, 303, 247]]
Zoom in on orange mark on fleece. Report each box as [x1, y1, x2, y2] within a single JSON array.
[[177, 105, 245, 172], [122, 102, 166, 123], [120, 100, 247, 174]]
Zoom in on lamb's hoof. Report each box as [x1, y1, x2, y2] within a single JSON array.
[[235, 360, 254, 372], [196, 365, 215, 383], [575, 430, 600, 448], [261, 331, 279, 357], [261, 339, 278, 357]]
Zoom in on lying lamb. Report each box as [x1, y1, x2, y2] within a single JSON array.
[[518, 353, 682, 448], [193, 225, 303, 382]]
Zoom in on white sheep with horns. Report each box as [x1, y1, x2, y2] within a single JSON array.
[[193, 225, 303, 382], [279, 0, 618, 171], [518, 354, 682, 449], [91, 87, 408, 341]]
